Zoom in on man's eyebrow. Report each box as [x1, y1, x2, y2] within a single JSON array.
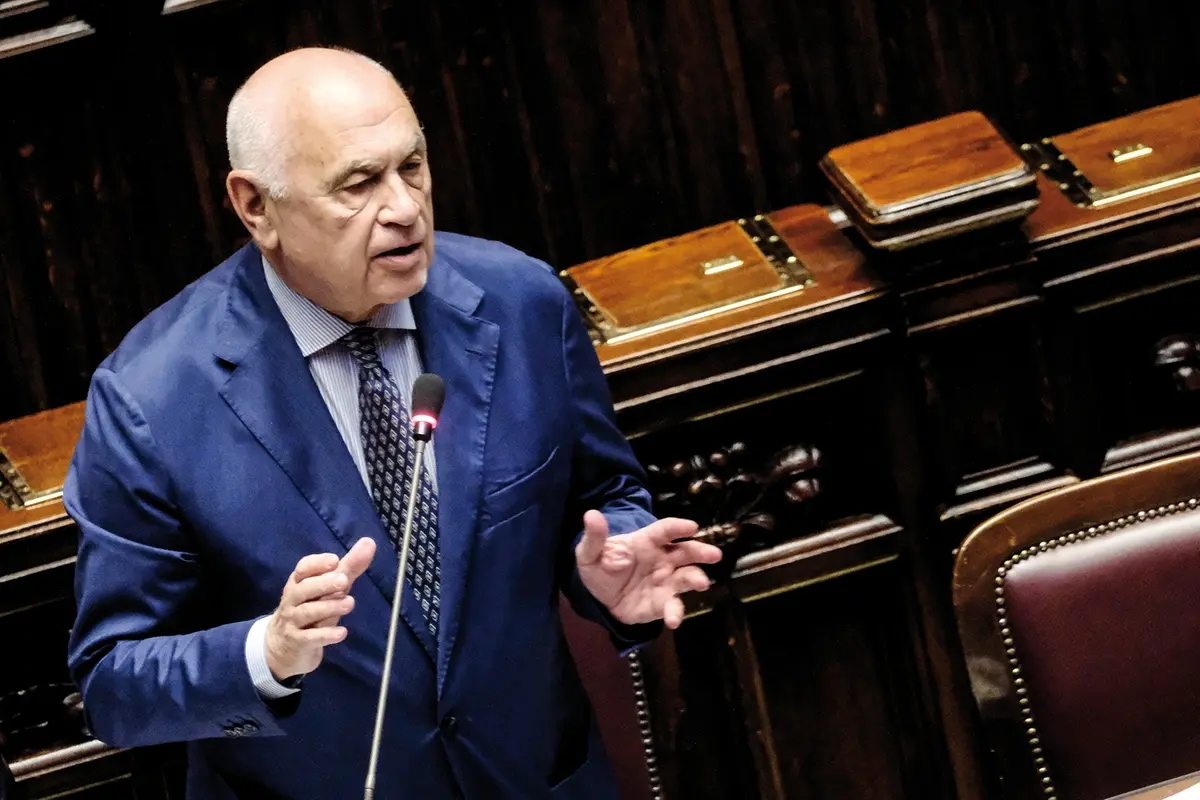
[[406, 131, 428, 158], [323, 134, 427, 192], [324, 158, 383, 192]]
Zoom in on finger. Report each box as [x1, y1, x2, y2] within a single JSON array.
[[671, 565, 712, 595], [337, 538, 377, 584], [310, 594, 349, 629], [647, 517, 699, 546], [298, 625, 348, 645], [575, 510, 610, 567], [666, 540, 723, 567], [288, 596, 355, 628], [292, 553, 340, 582], [663, 596, 685, 630], [306, 591, 349, 629], [286, 571, 349, 606]]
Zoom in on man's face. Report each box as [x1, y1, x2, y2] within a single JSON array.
[[266, 85, 434, 322]]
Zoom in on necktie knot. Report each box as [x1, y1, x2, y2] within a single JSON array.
[[344, 327, 383, 371]]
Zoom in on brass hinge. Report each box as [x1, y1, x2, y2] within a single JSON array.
[[558, 269, 609, 347], [1021, 138, 1200, 208], [0, 448, 62, 511], [0, 449, 27, 510]]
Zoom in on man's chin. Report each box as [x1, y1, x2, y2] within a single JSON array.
[[374, 264, 429, 303]]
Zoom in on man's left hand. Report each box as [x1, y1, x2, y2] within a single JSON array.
[[576, 510, 722, 629]]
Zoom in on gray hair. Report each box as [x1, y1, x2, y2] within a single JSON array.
[[225, 87, 291, 200], [224, 47, 399, 201]]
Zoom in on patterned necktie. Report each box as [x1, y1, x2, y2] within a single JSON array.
[[344, 327, 440, 639]]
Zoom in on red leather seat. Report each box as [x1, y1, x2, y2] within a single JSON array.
[[559, 597, 658, 800], [953, 450, 1200, 800]]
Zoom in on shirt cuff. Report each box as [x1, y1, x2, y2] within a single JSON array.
[[245, 615, 302, 700]]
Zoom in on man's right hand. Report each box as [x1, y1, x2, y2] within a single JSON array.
[[265, 537, 377, 681]]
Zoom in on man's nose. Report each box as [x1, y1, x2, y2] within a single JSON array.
[[378, 172, 421, 226]]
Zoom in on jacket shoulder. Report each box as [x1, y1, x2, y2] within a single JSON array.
[[433, 231, 565, 303], [95, 248, 248, 388]]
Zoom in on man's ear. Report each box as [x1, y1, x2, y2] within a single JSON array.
[[226, 170, 279, 251]]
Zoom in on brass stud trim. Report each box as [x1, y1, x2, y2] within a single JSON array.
[[994, 496, 1200, 800], [626, 652, 664, 800]]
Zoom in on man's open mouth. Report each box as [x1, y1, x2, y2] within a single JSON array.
[[379, 243, 421, 258]]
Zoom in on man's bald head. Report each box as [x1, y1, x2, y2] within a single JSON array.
[[224, 46, 434, 322], [225, 47, 404, 199]]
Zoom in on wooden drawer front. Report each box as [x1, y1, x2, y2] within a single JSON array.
[[909, 294, 1074, 544], [0, 523, 77, 619], [620, 335, 959, 799], [1, 584, 184, 800], [1050, 252, 1200, 474], [646, 561, 954, 800], [1, 601, 82, 764], [15, 743, 184, 800]]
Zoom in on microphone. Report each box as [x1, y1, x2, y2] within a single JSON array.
[[410, 373, 445, 443], [364, 373, 446, 800]]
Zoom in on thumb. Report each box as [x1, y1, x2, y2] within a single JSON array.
[[575, 510, 610, 567], [338, 537, 377, 584]]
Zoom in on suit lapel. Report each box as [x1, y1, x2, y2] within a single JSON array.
[[213, 247, 435, 661], [411, 255, 498, 691]]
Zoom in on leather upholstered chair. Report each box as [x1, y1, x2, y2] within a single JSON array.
[[559, 596, 660, 800], [953, 450, 1200, 800]]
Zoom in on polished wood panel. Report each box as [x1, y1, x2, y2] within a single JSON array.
[[821, 112, 1028, 217], [1025, 96, 1200, 245], [565, 204, 881, 370], [1054, 96, 1200, 195], [648, 561, 957, 800], [0, 402, 84, 498], [569, 221, 791, 331], [4, 0, 1200, 423], [3, 3, 1200, 800]]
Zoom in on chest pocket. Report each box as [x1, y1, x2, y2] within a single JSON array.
[[481, 443, 569, 528]]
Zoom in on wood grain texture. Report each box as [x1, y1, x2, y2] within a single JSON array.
[[0, 401, 84, 497], [1054, 96, 1200, 193], [2, 4, 1200, 800], [2, 0, 1200, 421], [822, 112, 1029, 216]]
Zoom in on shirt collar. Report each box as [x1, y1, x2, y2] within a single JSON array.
[[262, 256, 416, 357]]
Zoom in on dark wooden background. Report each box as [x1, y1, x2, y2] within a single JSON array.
[[2, 0, 1198, 423]]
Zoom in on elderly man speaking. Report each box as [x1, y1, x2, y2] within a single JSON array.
[[63, 47, 720, 799]]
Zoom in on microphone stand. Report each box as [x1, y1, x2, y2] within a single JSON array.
[[363, 438, 429, 800]]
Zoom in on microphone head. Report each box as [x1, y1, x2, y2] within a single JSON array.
[[411, 373, 446, 426]]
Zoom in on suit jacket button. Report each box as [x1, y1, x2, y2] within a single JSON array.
[[439, 715, 458, 736]]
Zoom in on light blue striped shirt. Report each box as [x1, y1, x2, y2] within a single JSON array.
[[246, 256, 436, 698], [260, 257, 437, 487]]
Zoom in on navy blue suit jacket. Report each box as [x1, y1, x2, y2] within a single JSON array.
[[64, 233, 658, 798]]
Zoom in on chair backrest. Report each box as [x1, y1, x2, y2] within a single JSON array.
[[953, 450, 1200, 800], [559, 596, 659, 800]]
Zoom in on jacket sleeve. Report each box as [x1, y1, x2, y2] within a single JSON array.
[[65, 368, 296, 748], [556, 285, 664, 653]]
